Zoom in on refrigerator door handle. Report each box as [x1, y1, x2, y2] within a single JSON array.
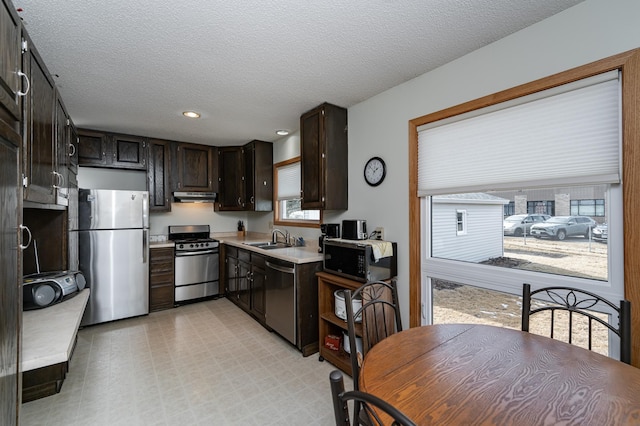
[[142, 229, 148, 263], [142, 193, 149, 228]]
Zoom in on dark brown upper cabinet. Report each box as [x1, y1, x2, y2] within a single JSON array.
[[147, 138, 171, 212], [54, 93, 71, 204], [0, 0, 22, 130], [244, 140, 273, 212], [216, 146, 245, 211], [22, 31, 56, 205], [216, 141, 273, 212], [110, 134, 147, 170], [78, 129, 147, 170], [77, 129, 108, 166], [68, 121, 78, 175], [300, 102, 348, 210], [173, 142, 215, 192]]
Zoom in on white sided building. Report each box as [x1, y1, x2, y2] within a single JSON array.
[[432, 193, 509, 263]]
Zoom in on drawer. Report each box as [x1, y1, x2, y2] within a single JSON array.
[[225, 245, 238, 258], [150, 247, 174, 259], [150, 284, 174, 312], [251, 253, 265, 268], [150, 271, 174, 285], [150, 260, 174, 275], [238, 248, 251, 263]]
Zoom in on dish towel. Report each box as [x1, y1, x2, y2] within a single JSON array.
[[365, 240, 393, 262]]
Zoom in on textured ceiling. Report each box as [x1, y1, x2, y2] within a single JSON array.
[[13, 0, 583, 146]]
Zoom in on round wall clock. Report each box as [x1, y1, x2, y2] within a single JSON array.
[[364, 156, 386, 186]]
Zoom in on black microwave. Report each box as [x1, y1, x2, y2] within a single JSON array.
[[323, 240, 397, 282]]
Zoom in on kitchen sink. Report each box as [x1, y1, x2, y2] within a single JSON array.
[[243, 241, 291, 250], [244, 241, 271, 247], [260, 243, 291, 250]]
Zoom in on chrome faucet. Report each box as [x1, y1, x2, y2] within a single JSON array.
[[272, 228, 289, 245]]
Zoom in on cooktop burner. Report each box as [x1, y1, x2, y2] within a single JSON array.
[[169, 225, 219, 252], [174, 239, 218, 251]]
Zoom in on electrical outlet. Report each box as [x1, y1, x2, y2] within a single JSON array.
[[375, 227, 384, 240]]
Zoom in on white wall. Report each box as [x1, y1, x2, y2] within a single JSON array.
[[346, 0, 640, 327], [148, 204, 249, 237]]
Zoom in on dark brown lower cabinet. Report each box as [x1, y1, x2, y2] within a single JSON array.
[[295, 261, 323, 356], [149, 247, 175, 311], [250, 253, 266, 323], [223, 244, 322, 356], [22, 352, 70, 402], [226, 248, 266, 324]]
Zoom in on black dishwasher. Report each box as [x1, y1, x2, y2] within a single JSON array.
[[265, 258, 296, 345]]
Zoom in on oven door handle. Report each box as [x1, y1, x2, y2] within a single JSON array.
[[175, 249, 217, 257]]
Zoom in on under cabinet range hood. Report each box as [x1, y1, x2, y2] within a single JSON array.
[[173, 192, 217, 203]]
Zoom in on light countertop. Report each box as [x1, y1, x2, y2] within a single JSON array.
[[22, 289, 90, 372], [149, 232, 325, 264], [149, 241, 174, 248], [219, 235, 324, 264]]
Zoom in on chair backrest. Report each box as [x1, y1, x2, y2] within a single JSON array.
[[330, 370, 416, 426], [344, 278, 402, 390], [521, 283, 631, 364]]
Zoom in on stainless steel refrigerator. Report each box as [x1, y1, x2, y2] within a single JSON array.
[[77, 189, 149, 326]]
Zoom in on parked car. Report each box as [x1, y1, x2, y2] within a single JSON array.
[[592, 223, 608, 243], [503, 214, 550, 237], [529, 216, 597, 240]]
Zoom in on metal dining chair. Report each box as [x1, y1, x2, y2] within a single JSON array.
[[521, 283, 631, 364], [330, 370, 416, 426]]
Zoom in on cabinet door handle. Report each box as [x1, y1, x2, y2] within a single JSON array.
[[17, 71, 30, 96], [19, 225, 32, 250], [237, 197, 242, 206], [52, 171, 64, 189], [68, 143, 76, 157]]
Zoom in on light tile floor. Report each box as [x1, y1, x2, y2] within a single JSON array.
[[21, 297, 346, 425]]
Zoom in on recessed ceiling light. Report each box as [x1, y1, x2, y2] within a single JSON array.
[[182, 111, 201, 118], [276, 129, 290, 136]]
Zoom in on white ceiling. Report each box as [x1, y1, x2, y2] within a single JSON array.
[[13, 0, 583, 146]]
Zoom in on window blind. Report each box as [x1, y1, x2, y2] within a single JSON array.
[[417, 71, 621, 196], [277, 162, 301, 200]]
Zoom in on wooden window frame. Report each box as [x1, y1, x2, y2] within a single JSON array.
[[273, 157, 322, 228], [409, 48, 640, 367]]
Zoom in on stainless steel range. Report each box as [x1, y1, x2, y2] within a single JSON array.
[[168, 225, 220, 303]]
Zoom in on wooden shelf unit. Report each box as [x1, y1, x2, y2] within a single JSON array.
[[317, 271, 364, 375]]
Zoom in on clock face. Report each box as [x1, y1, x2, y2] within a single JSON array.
[[364, 157, 386, 186]]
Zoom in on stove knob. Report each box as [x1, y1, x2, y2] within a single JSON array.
[[204, 242, 210, 247], [189, 243, 194, 248], [178, 244, 184, 249]]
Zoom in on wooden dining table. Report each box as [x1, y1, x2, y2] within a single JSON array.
[[359, 324, 640, 425]]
